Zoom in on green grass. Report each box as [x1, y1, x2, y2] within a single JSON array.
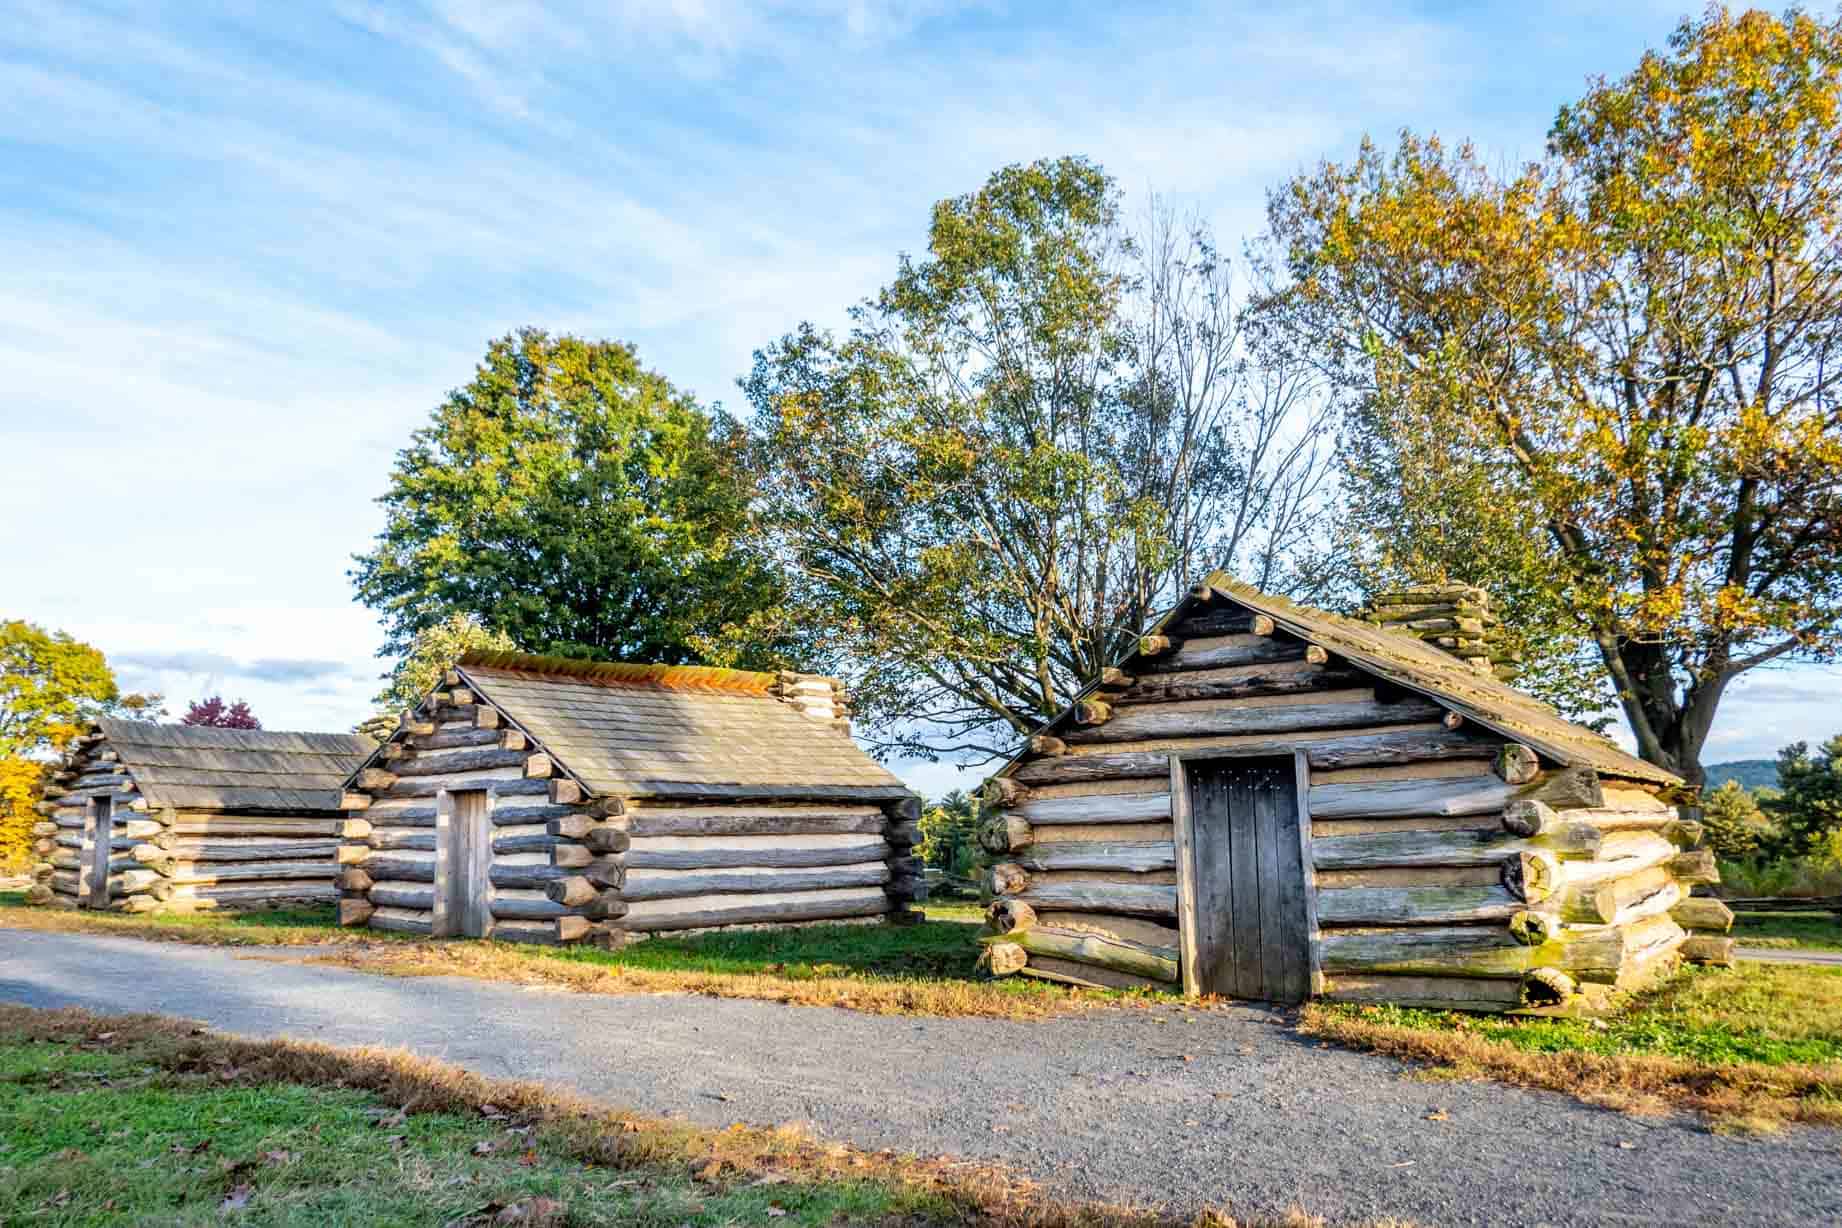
[[1324, 964, 1842, 1066], [0, 1028, 941, 1226], [1303, 964, 1842, 1125], [1732, 909, 1842, 951]]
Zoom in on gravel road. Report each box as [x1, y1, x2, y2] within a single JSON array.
[[4, 930, 1839, 1227], [1739, 947, 1842, 965]]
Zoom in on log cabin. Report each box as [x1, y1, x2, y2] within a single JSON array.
[[978, 574, 1734, 1012], [334, 651, 920, 944], [26, 720, 375, 913]]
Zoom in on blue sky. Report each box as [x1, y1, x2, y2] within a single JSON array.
[[4, 1, 1837, 798]]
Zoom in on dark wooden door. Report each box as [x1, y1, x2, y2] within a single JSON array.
[[1182, 757, 1310, 1002], [82, 797, 113, 909], [439, 790, 492, 938]]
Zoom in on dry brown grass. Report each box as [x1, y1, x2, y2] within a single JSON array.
[[1300, 1003, 1842, 1128], [293, 938, 1103, 1020], [0, 895, 1125, 1020], [0, 898, 364, 946], [0, 1003, 1396, 1228]]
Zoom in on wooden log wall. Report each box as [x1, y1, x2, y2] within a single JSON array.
[[979, 597, 1725, 1009], [338, 681, 922, 945], [30, 734, 338, 913]]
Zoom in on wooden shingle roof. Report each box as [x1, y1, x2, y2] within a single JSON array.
[[95, 719, 376, 813], [1007, 573, 1681, 788], [454, 652, 912, 803]]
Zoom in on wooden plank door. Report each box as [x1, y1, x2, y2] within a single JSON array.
[[82, 797, 113, 909], [438, 790, 493, 938], [1178, 756, 1311, 1002]]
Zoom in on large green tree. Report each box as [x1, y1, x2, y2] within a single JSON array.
[[1764, 733, 1842, 858], [745, 159, 1338, 758], [1267, 7, 1842, 784], [353, 329, 786, 668]]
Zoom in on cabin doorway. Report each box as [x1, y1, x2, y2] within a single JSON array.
[[437, 789, 492, 938], [82, 796, 113, 909], [1175, 755, 1313, 1003]]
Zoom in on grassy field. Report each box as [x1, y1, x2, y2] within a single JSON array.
[[1731, 909, 1842, 951], [7, 1003, 1267, 1227], [0, 893, 1156, 1020], [1302, 963, 1842, 1128]]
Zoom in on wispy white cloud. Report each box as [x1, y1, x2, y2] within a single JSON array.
[[5, 0, 1828, 793]]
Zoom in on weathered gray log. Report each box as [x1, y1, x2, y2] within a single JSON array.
[[388, 746, 528, 777], [1010, 792, 1170, 824], [368, 829, 439, 852], [979, 813, 1033, 854], [492, 832, 579, 856], [1014, 881, 1177, 918], [1068, 697, 1443, 745], [1319, 923, 1660, 986], [1118, 661, 1361, 705], [582, 826, 630, 855], [1494, 744, 1540, 785], [623, 810, 884, 838], [1320, 973, 1526, 1010], [585, 858, 626, 889], [625, 841, 887, 870], [1315, 824, 1601, 870], [161, 861, 340, 886], [1016, 955, 1169, 992], [139, 839, 342, 862], [414, 727, 502, 751], [359, 854, 437, 883], [185, 883, 337, 908], [488, 861, 577, 889], [1138, 633, 1305, 672], [366, 883, 434, 910], [1558, 865, 1682, 925], [1680, 935, 1736, 966], [622, 863, 890, 901], [989, 862, 1029, 895], [372, 776, 550, 800], [367, 907, 434, 936], [1316, 885, 1523, 926], [491, 890, 573, 920], [1016, 841, 1175, 873], [886, 821, 922, 847], [989, 925, 1179, 983], [1315, 766, 1602, 822], [986, 898, 1038, 934], [1668, 849, 1720, 885], [545, 876, 599, 907], [1670, 896, 1735, 932], [493, 802, 585, 827], [624, 894, 893, 932], [885, 874, 927, 902]]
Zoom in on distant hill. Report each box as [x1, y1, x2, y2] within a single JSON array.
[[1704, 760, 1779, 792]]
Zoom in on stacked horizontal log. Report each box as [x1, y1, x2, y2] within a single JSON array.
[[341, 681, 919, 944], [980, 591, 1717, 1010], [770, 671, 852, 736], [33, 735, 338, 913], [1362, 583, 1520, 681]]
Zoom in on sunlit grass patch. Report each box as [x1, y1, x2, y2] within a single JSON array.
[[1302, 964, 1842, 1126]]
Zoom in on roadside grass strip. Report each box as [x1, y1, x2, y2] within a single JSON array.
[[0, 894, 1165, 1020], [1302, 964, 1842, 1128], [1730, 910, 1842, 952], [0, 1005, 1382, 1228]]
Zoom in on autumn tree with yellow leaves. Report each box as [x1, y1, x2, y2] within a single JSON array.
[[1268, 6, 1842, 785], [0, 621, 161, 868]]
